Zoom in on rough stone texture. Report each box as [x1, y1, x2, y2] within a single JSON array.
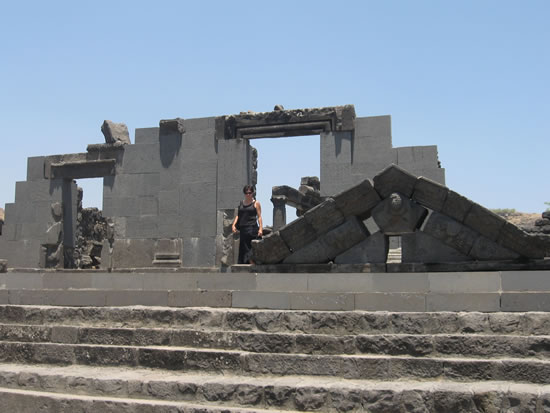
[[302, 198, 344, 235], [0, 260, 6, 273], [373, 164, 418, 199], [371, 193, 428, 235], [251, 232, 291, 264], [412, 176, 449, 212], [279, 216, 317, 252], [284, 217, 369, 264], [402, 231, 472, 263], [441, 190, 473, 223], [464, 203, 507, 242], [422, 211, 478, 256], [334, 232, 389, 264], [497, 222, 546, 259], [333, 178, 381, 219], [469, 234, 520, 261], [101, 120, 131, 145]]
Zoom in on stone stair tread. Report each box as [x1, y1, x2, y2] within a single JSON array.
[[3, 339, 550, 364], [0, 362, 548, 396], [0, 387, 279, 413]]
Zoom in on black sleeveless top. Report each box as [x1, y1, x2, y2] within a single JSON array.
[[238, 200, 258, 228]]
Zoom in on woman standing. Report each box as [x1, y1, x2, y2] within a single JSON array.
[[232, 185, 263, 264]]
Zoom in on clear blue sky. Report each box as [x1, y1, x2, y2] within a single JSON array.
[[1, 1, 548, 226]]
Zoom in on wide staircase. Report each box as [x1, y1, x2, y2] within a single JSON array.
[[1, 305, 550, 412]]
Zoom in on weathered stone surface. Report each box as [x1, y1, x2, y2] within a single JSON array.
[[470, 234, 520, 260], [464, 203, 507, 241], [412, 176, 449, 211], [371, 193, 428, 235], [159, 118, 185, 135], [422, 211, 478, 256], [284, 217, 369, 264], [334, 232, 389, 264], [373, 164, 418, 199], [497, 222, 546, 259], [401, 231, 472, 263], [300, 176, 320, 190], [51, 202, 63, 221], [0, 260, 7, 273], [303, 198, 344, 235], [279, 216, 317, 252], [101, 120, 131, 145], [441, 190, 473, 223], [251, 232, 291, 264], [333, 179, 381, 218]]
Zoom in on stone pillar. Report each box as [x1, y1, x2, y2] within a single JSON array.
[[271, 196, 287, 231]]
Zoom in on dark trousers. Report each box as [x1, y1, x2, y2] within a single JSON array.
[[238, 225, 258, 264]]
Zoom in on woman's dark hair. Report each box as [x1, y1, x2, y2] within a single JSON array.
[[243, 185, 255, 194]]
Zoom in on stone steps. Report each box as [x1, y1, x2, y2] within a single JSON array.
[[1, 340, 550, 384], [2, 305, 550, 411], [0, 363, 548, 412], [2, 323, 550, 359], [4, 305, 550, 335]]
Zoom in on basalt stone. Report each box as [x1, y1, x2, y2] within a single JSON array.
[[279, 216, 317, 252], [543, 211, 550, 220], [441, 190, 473, 223], [412, 176, 449, 212], [422, 211, 478, 256], [334, 231, 389, 264], [294, 387, 328, 411], [0, 259, 7, 273], [303, 198, 344, 235], [470, 234, 520, 260], [101, 120, 131, 145], [251, 232, 291, 264], [536, 218, 550, 226], [496, 222, 546, 259], [464, 203, 507, 241], [333, 179, 381, 219], [159, 117, 185, 135], [373, 164, 418, 199], [371, 193, 428, 235], [284, 217, 369, 264]]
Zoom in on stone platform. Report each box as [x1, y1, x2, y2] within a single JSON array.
[[1, 268, 550, 312]]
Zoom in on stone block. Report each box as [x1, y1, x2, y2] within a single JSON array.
[[464, 203, 506, 242], [256, 273, 309, 291], [184, 116, 216, 132], [279, 216, 317, 252], [182, 236, 216, 267], [0, 290, 8, 304], [320, 163, 353, 197], [501, 271, 550, 292], [428, 272, 501, 293], [303, 198, 344, 235], [181, 182, 217, 237], [333, 179, 381, 219], [0, 260, 7, 273], [47, 290, 107, 307], [43, 272, 93, 289], [470, 234, 520, 260], [120, 143, 160, 174], [501, 293, 550, 311], [0, 240, 41, 268], [169, 290, 232, 307], [252, 232, 291, 265], [111, 238, 154, 268], [284, 217, 369, 264], [105, 291, 168, 307], [142, 273, 197, 290], [422, 211, 478, 256], [232, 291, 290, 309], [496, 222, 546, 259], [159, 190, 180, 215], [371, 193, 428, 235], [290, 292, 354, 311], [134, 127, 159, 144], [216, 140, 250, 210], [355, 293, 426, 311], [125, 215, 159, 239], [90, 272, 144, 290], [197, 273, 257, 290], [101, 120, 131, 144], [44, 222, 62, 245], [354, 115, 391, 137], [26, 156, 45, 181], [306, 273, 372, 292], [401, 231, 471, 263], [181, 161, 217, 185], [412, 176, 448, 211], [426, 293, 500, 311], [138, 196, 158, 216], [373, 164, 418, 199], [371, 272, 429, 293], [334, 232, 389, 264]]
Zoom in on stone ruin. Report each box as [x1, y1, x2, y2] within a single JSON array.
[[0, 104, 547, 271]]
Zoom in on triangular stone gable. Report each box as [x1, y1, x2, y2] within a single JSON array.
[[252, 164, 545, 265]]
